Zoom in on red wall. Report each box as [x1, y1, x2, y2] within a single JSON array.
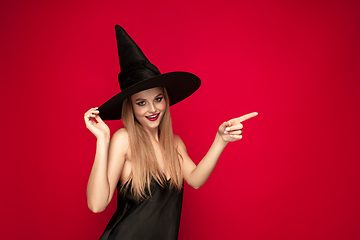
[[1, 0, 360, 239]]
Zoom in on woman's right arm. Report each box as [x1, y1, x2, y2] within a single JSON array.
[[84, 108, 128, 213]]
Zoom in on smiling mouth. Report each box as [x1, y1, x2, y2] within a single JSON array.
[[145, 113, 160, 121]]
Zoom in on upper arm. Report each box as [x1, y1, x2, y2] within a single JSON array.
[[107, 128, 129, 203], [175, 135, 197, 186]]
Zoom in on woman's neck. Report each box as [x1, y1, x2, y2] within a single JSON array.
[[144, 127, 160, 142]]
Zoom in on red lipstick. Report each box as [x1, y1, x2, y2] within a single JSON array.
[[145, 113, 160, 121]]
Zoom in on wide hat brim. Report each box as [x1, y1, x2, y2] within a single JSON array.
[[98, 71, 201, 120]]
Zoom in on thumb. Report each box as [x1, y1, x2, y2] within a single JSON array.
[[221, 120, 231, 131], [225, 120, 232, 128], [94, 114, 104, 123]]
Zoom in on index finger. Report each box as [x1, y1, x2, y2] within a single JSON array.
[[237, 112, 258, 123]]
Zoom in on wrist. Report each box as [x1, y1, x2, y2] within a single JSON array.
[[97, 134, 110, 144], [215, 132, 228, 148]]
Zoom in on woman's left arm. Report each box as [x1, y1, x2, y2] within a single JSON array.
[[178, 112, 258, 189]]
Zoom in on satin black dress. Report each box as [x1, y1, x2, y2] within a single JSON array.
[[99, 179, 183, 240]]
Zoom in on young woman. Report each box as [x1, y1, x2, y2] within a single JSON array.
[[84, 25, 257, 240]]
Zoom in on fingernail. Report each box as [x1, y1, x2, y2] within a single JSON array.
[[225, 127, 230, 131]]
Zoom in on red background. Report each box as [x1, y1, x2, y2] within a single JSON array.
[[1, 0, 360, 239]]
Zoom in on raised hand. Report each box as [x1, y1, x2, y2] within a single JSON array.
[[84, 107, 110, 139], [218, 112, 258, 142]]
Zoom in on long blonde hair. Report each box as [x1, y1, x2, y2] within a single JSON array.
[[121, 88, 183, 201]]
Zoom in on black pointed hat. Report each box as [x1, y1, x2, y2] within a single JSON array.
[[98, 25, 201, 120]]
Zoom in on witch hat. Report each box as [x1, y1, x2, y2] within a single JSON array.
[[98, 25, 201, 120]]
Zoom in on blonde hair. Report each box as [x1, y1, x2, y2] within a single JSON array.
[[121, 88, 183, 201]]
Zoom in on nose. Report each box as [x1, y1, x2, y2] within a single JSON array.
[[148, 102, 156, 113]]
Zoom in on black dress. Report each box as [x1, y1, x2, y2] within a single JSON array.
[[99, 179, 183, 240]]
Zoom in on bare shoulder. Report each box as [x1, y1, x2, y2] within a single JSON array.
[[174, 134, 187, 152], [174, 134, 182, 144], [174, 135, 193, 169], [110, 128, 129, 152], [112, 127, 129, 139]]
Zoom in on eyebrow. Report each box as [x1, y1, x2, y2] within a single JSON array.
[[134, 93, 163, 102], [154, 93, 163, 98]]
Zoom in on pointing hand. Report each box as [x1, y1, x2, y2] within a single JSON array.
[[218, 112, 258, 142]]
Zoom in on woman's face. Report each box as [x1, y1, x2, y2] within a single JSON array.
[[131, 87, 166, 131]]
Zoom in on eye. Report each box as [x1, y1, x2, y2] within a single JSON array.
[[155, 97, 163, 102], [136, 101, 146, 106]]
